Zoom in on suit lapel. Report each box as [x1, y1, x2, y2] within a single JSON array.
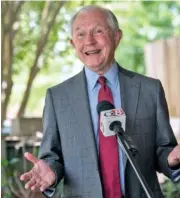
[[118, 65, 141, 170], [69, 69, 99, 169], [118, 66, 140, 133]]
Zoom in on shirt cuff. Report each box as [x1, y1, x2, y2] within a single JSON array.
[[170, 168, 180, 183], [42, 188, 55, 198]]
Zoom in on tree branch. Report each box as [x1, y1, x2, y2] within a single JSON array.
[[15, 1, 25, 17], [1, 1, 24, 127], [1, 32, 14, 126], [8, 178, 21, 198], [17, 1, 66, 117], [4, 1, 25, 34]]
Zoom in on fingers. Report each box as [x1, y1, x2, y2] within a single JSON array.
[[25, 177, 48, 192], [24, 152, 38, 165], [31, 183, 40, 191], [20, 172, 32, 181], [26, 179, 44, 191], [22, 174, 45, 191], [168, 145, 180, 167], [40, 183, 49, 192], [25, 178, 36, 189], [175, 155, 180, 163]]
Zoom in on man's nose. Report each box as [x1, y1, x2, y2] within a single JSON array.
[[85, 33, 96, 45]]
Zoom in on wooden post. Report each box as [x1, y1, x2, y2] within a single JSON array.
[[144, 37, 180, 117], [145, 37, 180, 183]]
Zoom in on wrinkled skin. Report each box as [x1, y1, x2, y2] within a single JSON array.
[[20, 152, 55, 192], [70, 9, 122, 75]]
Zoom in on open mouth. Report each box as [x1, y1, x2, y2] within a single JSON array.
[[85, 49, 101, 56]]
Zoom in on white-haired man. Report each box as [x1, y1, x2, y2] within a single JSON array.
[[20, 5, 180, 198]]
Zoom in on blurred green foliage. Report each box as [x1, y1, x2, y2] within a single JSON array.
[[3, 1, 180, 117], [1, 144, 39, 198], [114, 1, 180, 73], [161, 179, 180, 198], [1, 158, 21, 198]]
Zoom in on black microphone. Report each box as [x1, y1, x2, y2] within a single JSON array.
[[97, 100, 115, 115], [97, 100, 138, 156]]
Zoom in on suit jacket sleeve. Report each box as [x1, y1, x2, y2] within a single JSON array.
[[38, 89, 64, 187], [155, 80, 177, 179]]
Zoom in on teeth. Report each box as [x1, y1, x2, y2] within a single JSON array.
[[85, 50, 100, 55]]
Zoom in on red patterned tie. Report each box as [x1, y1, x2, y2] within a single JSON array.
[[98, 76, 122, 198]]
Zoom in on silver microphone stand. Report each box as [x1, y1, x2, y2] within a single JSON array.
[[110, 121, 154, 198]]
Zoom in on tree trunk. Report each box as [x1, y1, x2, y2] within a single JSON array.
[[1, 1, 24, 127], [17, 1, 65, 117]]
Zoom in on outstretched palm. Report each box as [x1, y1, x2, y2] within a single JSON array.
[[20, 152, 56, 192]]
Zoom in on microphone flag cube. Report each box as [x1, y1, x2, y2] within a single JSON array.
[[100, 108, 126, 137]]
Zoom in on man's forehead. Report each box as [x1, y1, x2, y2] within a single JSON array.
[[73, 22, 106, 31], [74, 10, 107, 23], [76, 9, 106, 18]]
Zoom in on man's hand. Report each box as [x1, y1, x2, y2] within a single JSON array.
[[20, 152, 56, 192], [168, 145, 180, 168]]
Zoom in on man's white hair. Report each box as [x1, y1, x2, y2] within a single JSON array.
[[69, 5, 120, 36]]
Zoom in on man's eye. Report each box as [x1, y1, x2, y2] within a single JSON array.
[[94, 29, 104, 35], [77, 33, 85, 38]]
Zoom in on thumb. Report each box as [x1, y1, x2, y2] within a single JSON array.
[[24, 152, 38, 165]]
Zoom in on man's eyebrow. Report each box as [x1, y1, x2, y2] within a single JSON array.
[[74, 24, 106, 33], [74, 27, 82, 32]]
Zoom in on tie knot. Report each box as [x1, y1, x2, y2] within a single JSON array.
[[98, 76, 106, 86]]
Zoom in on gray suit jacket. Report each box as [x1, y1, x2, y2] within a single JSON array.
[[39, 65, 177, 198]]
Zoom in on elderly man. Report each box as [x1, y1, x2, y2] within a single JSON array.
[[20, 5, 180, 198]]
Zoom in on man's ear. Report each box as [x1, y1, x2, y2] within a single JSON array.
[[115, 29, 123, 48], [70, 39, 75, 48]]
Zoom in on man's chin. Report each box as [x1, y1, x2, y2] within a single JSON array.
[[85, 64, 109, 75], [86, 64, 102, 71]]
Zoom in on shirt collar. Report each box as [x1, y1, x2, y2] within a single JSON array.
[[85, 62, 119, 91]]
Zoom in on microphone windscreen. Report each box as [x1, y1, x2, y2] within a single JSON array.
[[97, 100, 115, 115]]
